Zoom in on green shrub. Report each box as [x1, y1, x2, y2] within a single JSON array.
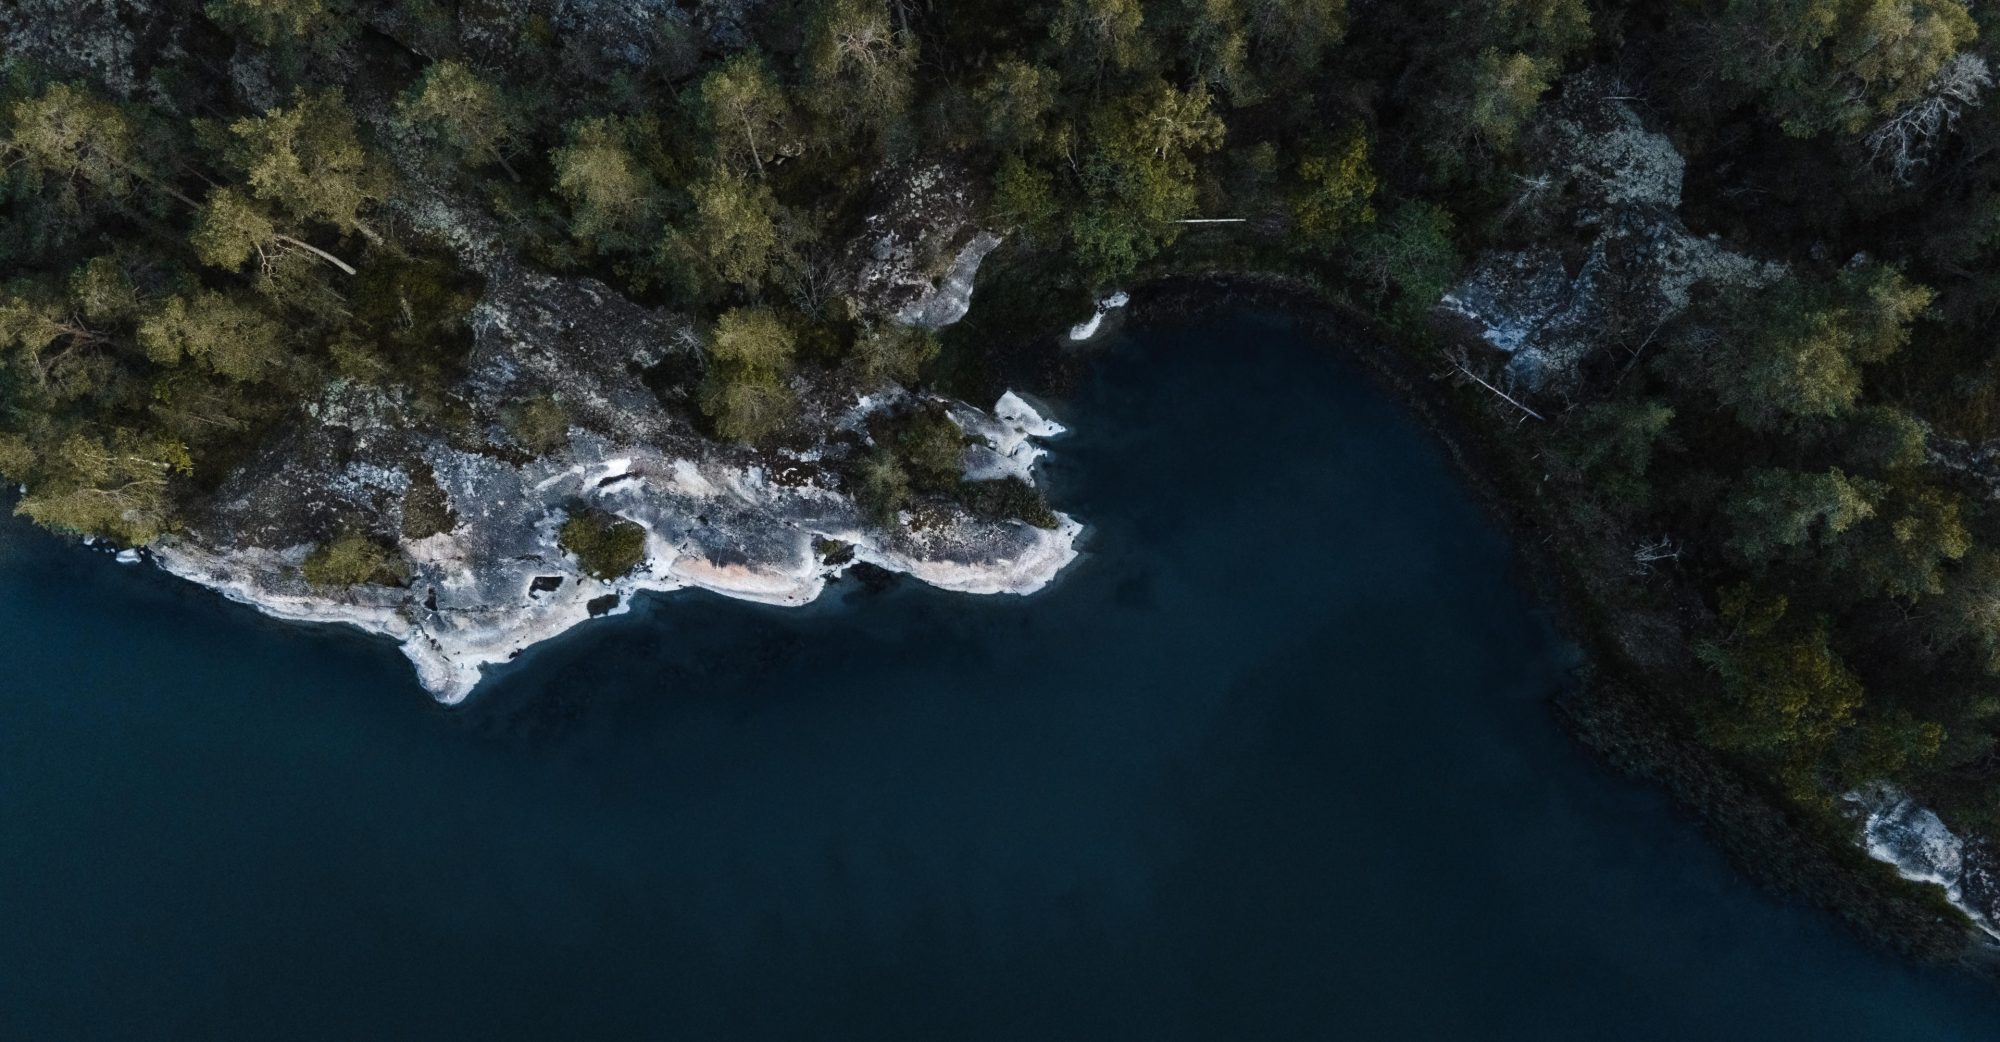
[[301, 531, 405, 587], [850, 448, 911, 525], [899, 408, 967, 489], [560, 508, 647, 580], [962, 477, 1059, 529]]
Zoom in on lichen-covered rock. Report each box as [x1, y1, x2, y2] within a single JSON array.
[[1, 0, 167, 101], [152, 263, 1080, 703], [846, 164, 986, 321], [1438, 70, 1782, 391]]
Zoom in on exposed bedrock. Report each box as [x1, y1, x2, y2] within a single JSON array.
[[152, 246, 1078, 703], [1437, 70, 1782, 392], [1848, 784, 2000, 942]]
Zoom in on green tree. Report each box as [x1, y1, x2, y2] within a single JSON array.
[[1462, 49, 1560, 152], [851, 323, 940, 386], [0, 284, 115, 404], [1554, 399, 1675, 504], [14, 429, 192, 544], [802, 0, 917, 141], [137, 292, 287, 383], [701, 380, 798, 444], [1681, 265, 1932, 431], [852, 447, 911, 523], [1703, 0, 1979, 136], [1051, 0, 1150, 81], [991, 156, 1062, 240], [192, 188, 357, 276], [974, 60, 1060, 154], [1844, 405, 1929, 472], [1921, 547, 2000, 670], [3, 83, 143, 198], [707, 306, 796, 373], [698, 54, 791, 177], [551, 117, 658, 249], [899, 407, 967, 487], [1244, 0, 1347, 86], [1121, 80, 1226, 162], [1290, 130, 1377, 253], [1346, 202, 1458, 313], [397, 61, 522, 177], [1402, 0, 1590, 178], [700, 307, 798, 443], [690, 171, 782, 289], [1843, 484, 1971, 599], [1169, 0, 1253, 101], [1067, 81, 1226, 281], [147, 371, 264, 451], [1698, 585, 1866, 794], [206, 0, 344, 45], [227, 91, 384, 238], [1724, 467, 1881, 563], [68, 255, 146, 326]]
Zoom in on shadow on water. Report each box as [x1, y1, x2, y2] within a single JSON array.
[[4, 311, 2000, 1040]]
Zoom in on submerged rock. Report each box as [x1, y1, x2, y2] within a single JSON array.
[[149, 262, 1081, 704]]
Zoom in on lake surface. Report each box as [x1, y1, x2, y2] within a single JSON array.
[[5, 312, 2000, 1039]]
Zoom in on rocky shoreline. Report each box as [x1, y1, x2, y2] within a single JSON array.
[[121, 157, 1086, 704], [1079, 74, 2000, 972], [1115, 268, 2000, 971], [148, 392, 1080, 703]]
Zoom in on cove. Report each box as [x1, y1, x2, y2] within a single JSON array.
[[5, 311, 2000, 1040]]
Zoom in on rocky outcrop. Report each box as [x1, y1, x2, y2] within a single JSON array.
[[846, 164, 986, 321], [1848, 784, 2000, 941], [1438, 71, 1782, 391], [1068, 291, 1131, 341], [896, 232, 1005, 330], [150, 260, 1080, 703]]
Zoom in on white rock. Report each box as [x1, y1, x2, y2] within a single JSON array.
[[955, 392, 1068, 483], [1069, 291, 1130, 341]]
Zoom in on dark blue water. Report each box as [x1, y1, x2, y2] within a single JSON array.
[[5, 313, 2000, 1039]]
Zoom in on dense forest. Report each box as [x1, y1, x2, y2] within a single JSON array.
[[12, 0, 2000, 914]]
